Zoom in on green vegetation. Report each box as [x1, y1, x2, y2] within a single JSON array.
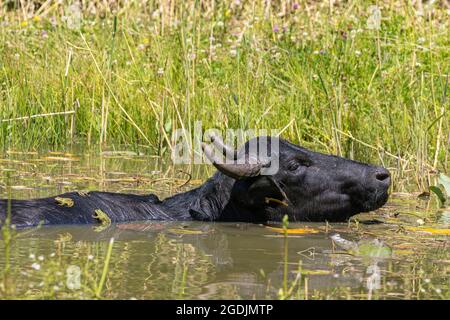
[[0, 0, 448, 189], [0, 1, 449, 300]]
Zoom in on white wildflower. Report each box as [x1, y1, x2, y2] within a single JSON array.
[[31, 263, 41, 270]]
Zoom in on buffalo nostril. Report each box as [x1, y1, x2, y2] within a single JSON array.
[[375, 171, 390, 182]]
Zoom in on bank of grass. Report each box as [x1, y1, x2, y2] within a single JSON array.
[[0, 0, 448, 189]]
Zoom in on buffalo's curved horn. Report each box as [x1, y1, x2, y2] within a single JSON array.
[[206, 133, 238, 160], [202, 143, 267, 180]]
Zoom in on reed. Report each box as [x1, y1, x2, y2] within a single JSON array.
[[0, 0, 448, 188], [94, 237, 115, 298]]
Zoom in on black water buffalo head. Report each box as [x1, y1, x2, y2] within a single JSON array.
[[198, 135, 390, 222]]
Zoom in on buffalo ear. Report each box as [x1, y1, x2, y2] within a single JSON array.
[[245, 176, 288, 208]]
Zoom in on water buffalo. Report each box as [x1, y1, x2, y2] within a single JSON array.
[[0, 135, 390, 228]]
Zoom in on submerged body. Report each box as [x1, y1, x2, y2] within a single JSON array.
[[0, 191, 181, 227], [0, 136, 391, 228]]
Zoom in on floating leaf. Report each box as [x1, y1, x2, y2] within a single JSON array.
[[293, 269, 331, 275], [264, 235, 305, 238], [6, 151, 38, 155], [43, 156, 79, 162], [394, 243, 419, 249], [331, 234, 392, 258], [406, 226, 450, 235], [168, 228, 205, 235], [393, 249, 415, 255], [356, 240, 392, 258], [330, 234, 357, 251], [101, 151, 138, 157], [11, 185, 33, 190], [266, 226, 319, 234], [55, 197, 74, 207]]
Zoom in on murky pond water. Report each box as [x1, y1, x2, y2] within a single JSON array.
[[0, 147, 449, 299]]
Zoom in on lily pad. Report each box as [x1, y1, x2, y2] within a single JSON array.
[[331, 234, 392, 258], [266, 226, 320, 234], [356, 240, 392, 258]]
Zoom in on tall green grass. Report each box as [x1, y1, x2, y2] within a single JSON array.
[[0, 0, 448, 188]]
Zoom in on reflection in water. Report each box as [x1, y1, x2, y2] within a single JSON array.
[[330, 233, 393, 299], [0, 148, 449, 299], [0, 220, 447, 299]]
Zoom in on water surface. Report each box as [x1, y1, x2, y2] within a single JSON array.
[[0, 147, 448, 299]]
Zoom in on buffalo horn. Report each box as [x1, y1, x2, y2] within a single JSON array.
[[207, 133, 238, 160], [202, 142, 267, 180]]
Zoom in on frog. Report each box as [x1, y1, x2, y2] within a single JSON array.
[[55, 197, 74, 207]]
